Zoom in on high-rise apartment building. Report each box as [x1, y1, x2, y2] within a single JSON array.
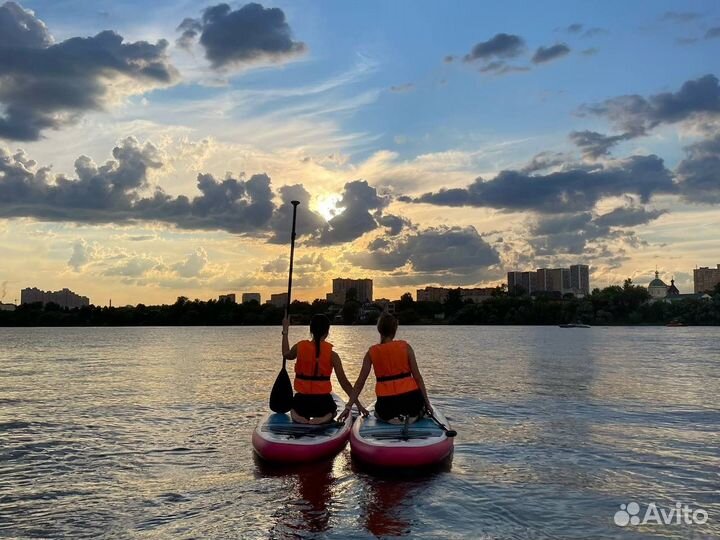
[[326, 278, 373, 304], [693, 264, 720, 293]]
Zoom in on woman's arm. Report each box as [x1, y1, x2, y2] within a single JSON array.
[[408, 344, 433, 415], [338, 351, 372, 420], [332, 352, 368, 415], [281, 317, 298, 360]]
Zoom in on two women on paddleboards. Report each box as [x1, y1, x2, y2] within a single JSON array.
[[282, 314, 368, 424], [338, 313, 433, 424], [283, 312, 433, 425]]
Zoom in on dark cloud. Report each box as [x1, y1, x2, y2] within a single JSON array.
[[408, 155, 676, 213], [676, 133, 720, 203], [569, 130, 632, 159], [318, 180, 389, 245], [706, 27, 720, 40], [176, 17, 202, 49], [582, 27, 608, 38], [463, 33, 525, 62], [564, 23, 583, 34], [593, 206, 668, 227], [0, 1, 52, 47], [0, 1, 177, 141], [479, 61, 530, 76], [529, 205, 666, 255], [178, 2, 306, 70], [581, 74, 720, 137], [0, 138, 274, 234], [389, 83, 415, 93], [532, 43, 570, 64], [346, 226, 500, 277], [267, 183, 326, 243], [0, 140, 407, 244], [661, 11, 701, 23], [521, 151, 569, 173], [443, 55, 455, 63]]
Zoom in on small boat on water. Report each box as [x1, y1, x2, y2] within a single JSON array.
[[559, 323, 591, 328], [252, 393, 353, 463], [350, 402, 454, 468], [665, 320, 687, 327]]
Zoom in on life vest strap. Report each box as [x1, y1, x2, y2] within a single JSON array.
[[296, 374, 331, 381], [376, 371, 412, 383]]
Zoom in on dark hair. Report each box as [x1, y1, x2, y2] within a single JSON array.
[[310, 314, 331, 358], [377, 313, 398, 339]]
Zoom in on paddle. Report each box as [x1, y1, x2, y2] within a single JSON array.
[[269, 200, 300, 413], [428, 411, 457, 438]]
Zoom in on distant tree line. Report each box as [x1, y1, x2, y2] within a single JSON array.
[[2, 281, 720, 327]]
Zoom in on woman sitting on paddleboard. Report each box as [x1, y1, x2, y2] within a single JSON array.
[[283, 314, 368, 424], [339, 313, 432, 424]]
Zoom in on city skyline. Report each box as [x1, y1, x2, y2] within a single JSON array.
[[8, 259, 719, 309], [1, 1, 720, 305]]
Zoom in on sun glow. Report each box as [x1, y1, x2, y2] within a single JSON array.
[[315, 194, 343, 221]]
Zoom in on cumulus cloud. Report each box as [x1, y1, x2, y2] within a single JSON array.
[[581, 74, 720, 137], [318, 180, 390, 245], [676, 132, 720, 203], [177, 2, 306, 70], [172, 247, 209, 278], [529, 204, 666, 255], [407, 155, 675, 213], [0, 1, 178, 141], [0, 139, 406, 244], [346, 226, 500, 279], [67, 239, 95, 271], [532, 43, 570, 64], [462, 33, 525, 62], [571, 74, 720, 157]]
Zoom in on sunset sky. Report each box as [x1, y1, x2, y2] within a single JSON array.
[[1, 0, 719, 306]]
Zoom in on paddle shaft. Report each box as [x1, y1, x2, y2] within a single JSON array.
[[283, 201, 300, 368]]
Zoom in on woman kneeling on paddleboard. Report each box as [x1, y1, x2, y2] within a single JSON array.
[[283, 314, 367, 424], [339, 313, 432, 424]]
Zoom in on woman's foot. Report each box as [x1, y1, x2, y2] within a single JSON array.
[[291, 410, 334, 424]]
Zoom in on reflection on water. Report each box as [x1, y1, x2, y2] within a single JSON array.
[[1, 325, 719, 539]]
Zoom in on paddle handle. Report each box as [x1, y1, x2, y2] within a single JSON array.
[[429, 411, 457, 438]]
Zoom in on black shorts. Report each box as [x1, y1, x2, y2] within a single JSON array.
[[375, 389, 425, 421], [292, 393, 337, 419]]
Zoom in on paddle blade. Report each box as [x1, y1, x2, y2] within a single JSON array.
[[269, 367, 293, 413]]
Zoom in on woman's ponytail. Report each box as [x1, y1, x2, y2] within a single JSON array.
[[309, 314, 331, 358]]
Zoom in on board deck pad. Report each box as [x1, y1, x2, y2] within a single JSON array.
[[358, 415, 444, 441], [261, 414, 344, 439]]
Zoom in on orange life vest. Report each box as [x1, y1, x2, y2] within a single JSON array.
[[294, 340, 333, 394], [368, 340, 419, 397]]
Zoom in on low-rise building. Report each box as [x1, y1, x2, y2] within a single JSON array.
[[20, 287, 90, 309], [0, 302, 16, 312], [416, 286, 449, 303], [218, 293, 236, 303], [242, 292, 261, 304], [460, 287, 495, 303]]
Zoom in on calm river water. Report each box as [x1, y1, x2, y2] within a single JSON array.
[[1, 326, 718, 539]]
